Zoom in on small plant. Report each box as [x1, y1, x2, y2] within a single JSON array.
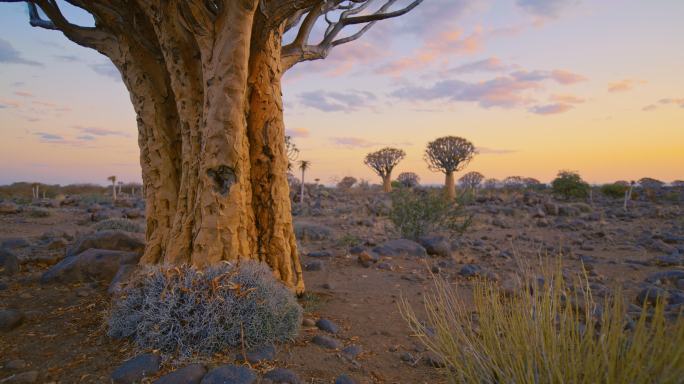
[[601, 182, 629, 199], [108, 261, 302, 359], [389, 188, 471, 240], [551, 170, 590, 200], [400, 262, 684, 384], [27, 207, 51, 218], [91, 218, 143, 233]]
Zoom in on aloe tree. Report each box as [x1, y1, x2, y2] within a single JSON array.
[[425, 136, 477, 200], [298, 160, 311, 204], [107, 176, 117, 201]]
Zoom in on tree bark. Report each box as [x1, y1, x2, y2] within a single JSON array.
[[382, 175, 392, 193], [445, 171, 456, 200]]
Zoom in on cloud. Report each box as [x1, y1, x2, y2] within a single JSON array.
[[75, 126, 129, 137], [516, 0, 578, 18], [89, 62, 121, 81], [13, 91, 33, 98], [285, 128, 310, 138], [550, 94, 585, 104], [329, 137, 380, 148], [34, 132, 64, 142], [450, 57, 512, 74], [512, 69, 586, 84], [478, 147, 518, 155], [528, 103, 573, 115], [550, 69, 587, 84], [608, 79, 646, 93], [642, 104, 658, 112], [0, 38, 41, 66], [658, 97, 684, 107], [299, 90, 376, 112], [54, 54, 80, 62], [0, 98, 21, 108]]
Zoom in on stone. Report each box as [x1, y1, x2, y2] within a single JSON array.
[[0, 201, 20, 214], [0, 309, 24, 331], [424, 352, 446, 368], [315, 318, 339, 334], [543, 202, 559, 216], [417, 236, 451, 257], [334, 374, 358, 384], [341, 345, 362, 360], [108, 264, 138, 295], [645, 270, 684, 285], [3, 359, 27, 371], [153, 364, 206, 384], [651, 254, 682, 267], [67, 230, 145, 257], [373, 239, 427, 258], [312, 335, 341, 350], [236, 344, 276, 364], [263, 368, 301, 384], [307, 251, 332, 258], [0, 238, 30, 251], [459, 264, 482, 278], [357, 251, 378, 268], [376, 262, 394, 271], [110, 353, 161, 384], [636, 286, 669, 306], [42, 249, 140, 284], [294, 223, 334, 241], [303, 260, 324, 271], [200, 365, 256, 384], [0, 249, 19, 276]]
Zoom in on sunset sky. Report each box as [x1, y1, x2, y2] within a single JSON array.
[[0, 0, 682, 186]]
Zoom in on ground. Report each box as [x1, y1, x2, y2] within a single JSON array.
[[1, 187, 683, 383]]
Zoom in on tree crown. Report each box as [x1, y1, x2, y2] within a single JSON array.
[[424, 136, 477, 174], [364, 147, 406, 177]]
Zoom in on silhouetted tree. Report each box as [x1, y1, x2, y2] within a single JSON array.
[[298, 160, 311, 204], [337, 176, 357, 190], [459, 171, 484, 192], [364, 147, 406, 193], [397, 172, 420, 188], [425, 136, 477, 200]]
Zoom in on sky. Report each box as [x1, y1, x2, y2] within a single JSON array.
[[0, 0, 683, 186]]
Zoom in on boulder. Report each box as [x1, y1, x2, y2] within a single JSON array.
[[0, 201, 20, 214], [315, 318, 339, 334], [0, 249, 19, 276], [108, 264, 138, 295], [417, 236, 451, 257], [111, 353, 161, 384], [236, 345, 276, 364], [1, 238, 31, 251], [153, 364, 206, 384], [0, 309, 24, 331], [263, 368, 301, 384], [42, 249, 140, 284], [335, 375, 358, 384], [200, 365, 256, 384], [67, 230, 144, 257], [312, 335, 341, 350], [373, 239, 427, 258]]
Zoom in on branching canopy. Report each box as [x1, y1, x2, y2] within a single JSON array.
[[364, 147, 405, 178], [424, 136, 477, 174], [397, 172, 420, 188], [459, 171, 484, 189]]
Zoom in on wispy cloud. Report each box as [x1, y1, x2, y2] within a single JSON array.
[[608, 79, 646, 93], [550, 94, 586, 104], [643, 97, 684, 111], [89, 62, 121, 81], [285, 127, 310, 138], [449, 57, 513, 74], [529, 103, 573, 115], [75, 126, 129, 137], [0, 38, 41, 66], [478, 147, 518, 155], [516, 0, 579, 18], [299, 90, 376, 112], [329, 137, 381, 148], [13, 91, 33, 98]]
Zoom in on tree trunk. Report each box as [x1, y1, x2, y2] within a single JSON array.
[[445, 171, 456, 200], [300, 168, 306, 204], [382, 175, 392, 193], [105, 2, 304, 292]]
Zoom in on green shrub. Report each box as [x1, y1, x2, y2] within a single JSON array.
[[108, 261, 302, 359], [389, 188, 471, 240], [92, 218, 143, 233], [401, 264, 684, 384], [551, 170, 590, 200], [601, 183, 628, 199]]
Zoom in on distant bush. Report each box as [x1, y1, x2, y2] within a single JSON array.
[[401, 263, 684, 383], [389, 188, 471, 240], [551, 170, 590, 200], [336, 176, 357, 190], [92, 218, 143, 233], [108, 261, 302, 358], [601, 183, 628, 199], [397, 172, 420, 188], [27, 207, 51, 218]]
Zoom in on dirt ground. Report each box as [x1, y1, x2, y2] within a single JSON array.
[[1, 188, 682, 383]]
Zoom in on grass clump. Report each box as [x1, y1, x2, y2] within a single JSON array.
[[108, 261, 302, 359], [389, 188, 471, 240], [401, 262, 684, 383], [92, 218, 143, 233]]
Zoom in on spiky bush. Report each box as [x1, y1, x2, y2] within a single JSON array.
[[389, 188, 471, 240], [108, 261, 302, 358], [400, 263, 684, 383], [92, 218, 143, 233]]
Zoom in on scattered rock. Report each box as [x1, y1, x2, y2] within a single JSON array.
[[304, 260, 324, 271], [0, 309, 24, 331], [0, 201, 20, 214], [315, 318, 339, 334], [294, 223, 334, 241], [236, 344, 276, 364], [200, 365, 256, 384], [334, 374, 358, 384], [651, 253, 682, 267], [302, 318, 316, 327], [645, 270, 684, 285], [0, 238, 30, 251], [263, 368, 301, 384], [42, 248, 140, 284], [110, 353, 161, 384], [636, 286, 669, 306], [312, 335, 341, 350], [108, 264, 138, 295], [67, 230, 145, 257], [307, 251, 332, 258], [0, 249, 19, 276], [459, 264, 482, 278], [417, 236, 451, 257], [357, 251, 379, 268], [341, 344, 362, 360], [153, 364, 206, 384], [424, 352, 446, 368], [373, 239, 427, 258]]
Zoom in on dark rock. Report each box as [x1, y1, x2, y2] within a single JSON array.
[[417, 236, 451, 257], [67, 230, 144, 257], [348, 246, 367, 255], [108, 264, 138, 295], [645, 270, 684, 285], [341, 344, 362, 360], [236, 344, 276, 364], [312, 335, 341, 349], [0, 309, 24, 331], [263, 368, 301, 384], [400, 352, 415, 362], [373, 239, 427, 258], [636, 286, 669, 306], [153, 364, 206, 384], [304, 260, 324, 271], [200, 365, 256, 384], [294, 223, 334, 241], [307, 251, 332, 258], [315, 318, 339, 334], [669, 291, 684, 305], [111, 353, 161, 384], [651, 254, 682, 267], [0, 249, 19, 276], [459, 264, 482, 278], [0, 238, 30, 250], [123, 208, 144, 219], [334, 374, 358, 384], [424, 352, 446, 368], [543, 202, 559, 216], [357, 251, 379, 268], [376, 262, 394, 271], [0, 201, 20, 214], [41, 249, 140, 284]]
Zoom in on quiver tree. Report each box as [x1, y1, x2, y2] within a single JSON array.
[[3, 0, 425, 294], [337, 176, 358, 190], [107, 175, 117, 201], [397, 172, 420, 188], [424, 136, 477, 200], [364, 147, 406, 192], [297, 160, 311, 204], [459, 171, 484, 193]]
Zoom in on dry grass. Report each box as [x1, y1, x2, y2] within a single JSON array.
[[400, 261, 684, 383]]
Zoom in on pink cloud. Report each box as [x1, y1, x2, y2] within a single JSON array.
[[529, 103, 573, 115], [285, 127, 310, 138], [608, 79, 646, 93], [550, 94, 585, 104], [14, 91, 34, 98], [550, 69, 587, 84]]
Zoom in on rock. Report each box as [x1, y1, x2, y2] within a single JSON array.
[[348, 246, 367, 255], [294, 223, 333, 241], [200, 365, 256, 384], [543, 202, 559, 216], [123, 208, 144, 219], [41, 249, 140, 284], [0, 201, 20, 214], [459, 264, 482, 278], [373, 239, 427, 258], [302, 318, 316, 327], [424, 352, 446, 368], [307, 251, 332, 258], [236, 344, 276, 364], [110, 353, 161, 384], [0, 238, 30, 251], [645, 270, 684, 285], [303, 260, 324, 271], [312, 335, 341, 350], [0, 249, 19, 276], [651, 254, 682, 267], [335, 374, 358, 384], [400, 352, 415, 362], [315, 318, 339, 334], [263, 368, 301, 384], [0, 309, 24, 331], [3, 360, 27, 371], [636, 286, 669, 306], [376, 262, 394, 271], [417, 236, 451, 257], [153, 364, 206, 384], [0, 370, 38, 383], [46, 238, 69, 250], [357, 251, 378, 267], [341, 344, 362, 360], [67, 230, 145, 257], [108, 264, 138, 295]]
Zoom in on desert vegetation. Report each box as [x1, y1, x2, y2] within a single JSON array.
[[425, 136, 478, 200]]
